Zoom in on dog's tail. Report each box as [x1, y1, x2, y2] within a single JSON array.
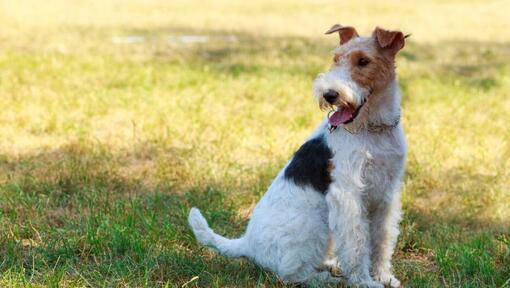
[[188, 207, 246, 258]]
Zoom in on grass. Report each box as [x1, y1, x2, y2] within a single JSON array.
[[0, 0, 509, 287]]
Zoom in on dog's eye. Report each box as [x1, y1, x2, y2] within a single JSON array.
[[357, 57, 370, 67]]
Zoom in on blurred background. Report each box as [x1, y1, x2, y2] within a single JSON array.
[[0, 0, 509, 287]]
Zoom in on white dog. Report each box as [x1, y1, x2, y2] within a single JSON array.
[[189, 24, 407, 288]]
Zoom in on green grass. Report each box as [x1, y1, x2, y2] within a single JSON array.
[[0, 0, 509, 287]]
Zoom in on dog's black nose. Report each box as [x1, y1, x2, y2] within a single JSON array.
[[323, 90, 339, 104]]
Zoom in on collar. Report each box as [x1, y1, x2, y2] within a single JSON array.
[[328, 116, 400, 134]]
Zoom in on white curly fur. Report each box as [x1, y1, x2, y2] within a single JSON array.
[[189, 33, 407, 288]]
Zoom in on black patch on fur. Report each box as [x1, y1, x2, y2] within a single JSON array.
[[284, 135, 333, 194]]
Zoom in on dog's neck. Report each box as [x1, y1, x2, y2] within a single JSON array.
[[344, 80, 401, 133]]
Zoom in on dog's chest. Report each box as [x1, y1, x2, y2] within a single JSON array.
[[328, 129, 406, 195]]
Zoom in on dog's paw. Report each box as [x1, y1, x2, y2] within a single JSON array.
[[373, 273, 401, 287], [319, 257, 342, 277]]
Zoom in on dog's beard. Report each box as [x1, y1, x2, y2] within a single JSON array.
[[318, 97, 352, 111], [319, 99, 333, 111]]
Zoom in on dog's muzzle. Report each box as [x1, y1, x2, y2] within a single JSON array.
[[325, 88, 371, 127]]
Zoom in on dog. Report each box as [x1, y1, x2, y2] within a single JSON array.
[[188, 24, 407, 288]]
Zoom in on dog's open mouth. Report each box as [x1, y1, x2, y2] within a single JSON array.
[[328, 103, 364, 126]]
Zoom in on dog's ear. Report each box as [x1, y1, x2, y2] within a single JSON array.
[[373, 27, 405, 55], [325, 24, 359, 45]]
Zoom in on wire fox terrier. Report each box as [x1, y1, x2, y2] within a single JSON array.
[[189, 24, 407, 287]]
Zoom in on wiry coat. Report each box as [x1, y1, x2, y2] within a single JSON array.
[[189, 25, 407, 288]]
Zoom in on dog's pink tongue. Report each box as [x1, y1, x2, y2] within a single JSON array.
[[329, 108, 353, 126]]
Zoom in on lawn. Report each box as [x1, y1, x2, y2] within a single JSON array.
[[0, 0, 509, 287]]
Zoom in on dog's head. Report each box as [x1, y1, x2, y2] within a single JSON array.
[[313, 24, 406, 126]]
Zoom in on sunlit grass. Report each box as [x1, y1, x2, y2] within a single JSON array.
[[0, 0, 509, 287]]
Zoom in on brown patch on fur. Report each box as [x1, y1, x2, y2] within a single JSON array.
[[327, 161, 335, 174], [344, 28, 406, 95], [349, 49, 396, 94], [327, 27, 406, 96], [333, 53, 341, 64], [328, 31, 405, 96], [325, 24, 359, 45], [373, 27, 406, 55]]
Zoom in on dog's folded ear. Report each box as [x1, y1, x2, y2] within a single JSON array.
[[325, 24, 359, 45], [373, 27, 406, 55]]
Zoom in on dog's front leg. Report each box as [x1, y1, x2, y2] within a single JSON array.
[[369, 190, 402, 287], [326, 188, 383, 288]]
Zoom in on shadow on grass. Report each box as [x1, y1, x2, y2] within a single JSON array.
[[0, 142, 509, 287], [0, 143, 284, 287]]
